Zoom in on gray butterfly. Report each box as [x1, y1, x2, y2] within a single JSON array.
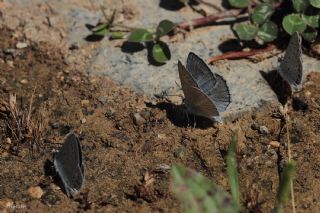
[[279, 32, 303, 88], [178, 52, 230, 122], [54, 133, 84, 197]]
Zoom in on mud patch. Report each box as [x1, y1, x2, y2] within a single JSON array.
[[0, 28, 320, 212]]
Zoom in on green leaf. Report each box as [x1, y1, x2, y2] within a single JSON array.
[[252, 3, 274, 25], [292, 0, 310, 12], [92, 27, 109, 36], [227, 130, 240, 212], [235, 23, 258, 41], [310, 0, 320, 8], [302, 28, 318, 42], [91, 23, 108, 32], [156, 20, 176, 38], [228, 0, 249, 8], [282, 14, 307, 34], [152, 41, 171, 63], [127, 29, 153, 42], [302, 14, 319, 28], [257, 21, 278, 42], [171, 164, 238, 213], [110, 31, 126, 39], [275, 161, 297, 213]]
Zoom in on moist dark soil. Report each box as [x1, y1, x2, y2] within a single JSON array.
[[0, 28, 320, 212]]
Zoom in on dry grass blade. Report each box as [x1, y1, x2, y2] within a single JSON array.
[[0, 93, 48, 155]]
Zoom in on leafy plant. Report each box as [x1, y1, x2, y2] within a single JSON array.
[[127, 20, 175, 63], [230, 0, 320, 43], [171, 130, 241, 213], [171, 130, 297, 212], [89, 10, 126, 40], [171, 164, 238, 213]]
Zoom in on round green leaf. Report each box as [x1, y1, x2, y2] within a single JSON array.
[[282, 14, 307, 34], [302, 14, 319, 28], [156, 20, 176, 38], [310, 0, 320, 8], [152, 41, 171, 63], [252, 3, 274, 25], [257, 21, 278, 42], [228, 0, 249, 8], [128, 29, 153, 42], [302, 28, 318, 42], [235, 23, 258, 41], [292, 0, 310, 12]]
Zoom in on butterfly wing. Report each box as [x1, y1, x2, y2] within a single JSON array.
[[279, 32, 303, 86], [54, 133, 84, 197], [178, 61, 219, 119], [186, 52, 231, 112]]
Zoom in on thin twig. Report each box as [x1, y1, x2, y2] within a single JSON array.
[[207, 44, 276, 64], [177, 9, 243, 30]]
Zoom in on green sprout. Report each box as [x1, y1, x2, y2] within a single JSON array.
[[275, 161, 297, 213], [127, 20, 176, 63], [171, 130, 241, 213], [171, 130, 297, 212], [89, 10, 127, 40]]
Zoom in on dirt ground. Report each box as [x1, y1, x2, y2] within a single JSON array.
[[0, 27, 319, 213]]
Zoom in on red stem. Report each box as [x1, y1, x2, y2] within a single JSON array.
[[207, 44, 276, 64], [177, 9, 243, 30]]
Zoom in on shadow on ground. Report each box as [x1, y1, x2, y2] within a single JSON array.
[[146, 101, 214, 129]]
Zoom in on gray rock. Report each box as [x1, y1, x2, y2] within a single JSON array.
[[3, 0, 320, 122], [132, 112, 146, 126], [259, 126, 270, 135]]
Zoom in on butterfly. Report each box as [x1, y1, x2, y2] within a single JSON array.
[[178, 52, 231, 122], [278, 32, 303, 88], [54, 133, 84, 197]]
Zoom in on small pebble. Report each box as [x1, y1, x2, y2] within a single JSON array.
[[132, 113, 146, 126], [265, 160, 273, 167], [304, 90, 311, 97], [157, 134, 166, 139], [28, 186, 44, 199], [80, 118, 86, 124], [269, 141, 280, 148], [259, 126, 269, 134], [20, 79, 28, 84], [155, 163, 171, 172], [6, 138, 11, 144], [6, 60, 14, 67], [81, 99, 90, 106], [16, 42, 28, 49]]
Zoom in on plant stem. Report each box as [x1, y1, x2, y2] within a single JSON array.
[[284, 107, 296, 213], [177, 9, 243, 30], [207, 44, 276, 64]]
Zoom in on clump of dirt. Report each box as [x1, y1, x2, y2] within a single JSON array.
[[0, 28, 320, 212]]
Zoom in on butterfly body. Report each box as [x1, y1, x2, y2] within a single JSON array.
[[178, 52, 230, 122], [54, 133, 84, 197], [278, 32, 303, 88]]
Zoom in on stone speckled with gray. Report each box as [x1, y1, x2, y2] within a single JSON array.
[[2, 0, 320, 120]]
